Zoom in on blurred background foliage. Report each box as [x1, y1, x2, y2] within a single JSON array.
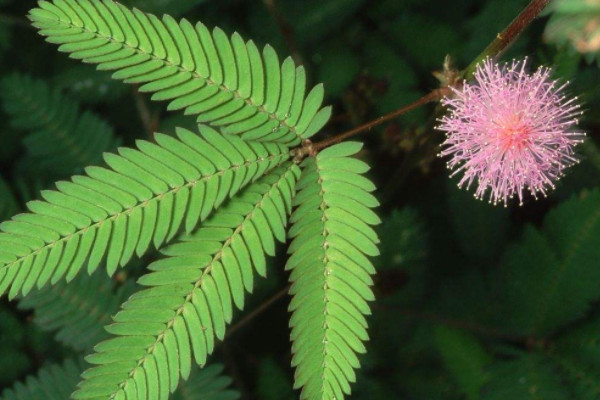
[[1, 0, 600, 399]]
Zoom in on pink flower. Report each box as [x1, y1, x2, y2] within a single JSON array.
[[437, 58, 585, 206]]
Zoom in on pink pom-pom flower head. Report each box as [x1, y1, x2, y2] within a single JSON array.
[[437, 58, 585, 206]]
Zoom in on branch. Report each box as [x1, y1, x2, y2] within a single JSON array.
[[464, 0, 551, 77], [307, 0, 552, 153], [131, 86, 158, 139], [309, 88, 450, 153], [226, 284, 290, 337]]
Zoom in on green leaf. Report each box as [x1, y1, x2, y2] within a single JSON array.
[[286, 143, 379, 400], [0, 74, 119, 178], [74, 165, 300, 399], [0, 125, 289, 299], [173, 364, 240, 400], [18, 272, 134, 352], [0, 359, 85, 400], [29, 0, 331, 145], [492, 189, 600, 336], [434, 325, 491, 400]]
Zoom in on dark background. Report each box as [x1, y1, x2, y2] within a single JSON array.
[[1, 0, 600, 399]]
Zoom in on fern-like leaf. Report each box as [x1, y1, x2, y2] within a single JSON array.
[[29, 0, 332, 145], [173, 364, 240, 400], [286, 142, 380, 400], [0, 125, 288, 300], [74, 164, 300, 399], [492, 189, 600, 336], [0, 359, 84, 400], [18, 272, 134, 351], [0, 73, 118, 177], [0, 359, 239, 400]]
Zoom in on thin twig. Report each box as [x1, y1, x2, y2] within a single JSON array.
[[261, 0, 304, 65], [310, 88, 449, 153], [464, 0, 551, 77], [307, 0, 551, 153], [131, 86, 158, 139], [226, 284, 290, 337]]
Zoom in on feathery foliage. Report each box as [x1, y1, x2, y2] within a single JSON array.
[[172, 364, 240, 400], [433, 325, 490, 400], [18, 272, 135, 351], [0, 359, 85, 400], [0, 124, 288, 300], [0, 2, 386, 399], [491, 189, 600, 336], [0, 359, 239, 400], [28, 0, 332, 146], [286, 142, 380, 399], [0, 74, 118, 178], [74, 166, 299, 398], [9, 251, 238, 399], [8, 0, 591, 399]]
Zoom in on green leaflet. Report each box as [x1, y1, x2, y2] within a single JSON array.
[[491, 189, 600, 336], [28, 0, 332, 146], [0, 359, 84, 400], [433, 325, 491, 400], [74, 164, 300, 399], [0, 359, 239, 400], [0, 125, 289, 300], [18, 272, 135, 352], [0, 73, 118, 178], [285, 142, 380, 400], [172, 364, 240, 400]]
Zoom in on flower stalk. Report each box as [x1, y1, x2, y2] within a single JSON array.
[[309, 0, 553, 153]]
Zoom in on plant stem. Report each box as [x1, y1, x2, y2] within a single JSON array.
[[308, 0, 551, 152], [226, 285, 290, 337], [311, 88, 449, 152], [463, 0, 551, 77], [132, 86, 158, 139]]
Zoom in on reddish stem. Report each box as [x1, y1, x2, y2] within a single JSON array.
[[308, 0, 551, 153], [310, 88, 449, 153], [464, 0, 551, 77]]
